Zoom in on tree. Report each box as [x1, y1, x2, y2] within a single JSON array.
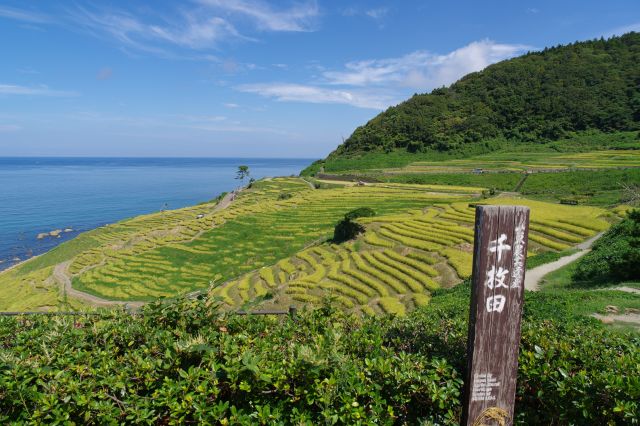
[[333, 207, 376, 243], [236, 165, 250, 186]]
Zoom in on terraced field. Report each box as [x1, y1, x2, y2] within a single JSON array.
[[211, 196, 610, 315], [0, 178, 474, 309], [0, 176, 612, 313], [394, 150, 640, 174]]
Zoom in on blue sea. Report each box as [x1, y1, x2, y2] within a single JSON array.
[[0, 157, 313, 271]]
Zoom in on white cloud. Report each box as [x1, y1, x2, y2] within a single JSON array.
[[0, 84, 78, 97], [236, 83, 393, 109], [70, 7, 246, 53], [224, 103, 240, 108], [69, 1, 317, 55], [236, 39, 530, 110], [197, 0, 319, 32], [0, 6, 49, 23], [323, 40, 530, 89]]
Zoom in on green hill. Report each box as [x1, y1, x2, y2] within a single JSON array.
[[304, 33, 640, 174]]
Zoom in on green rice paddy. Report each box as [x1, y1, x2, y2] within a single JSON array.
[[0, 175, 615, 314]]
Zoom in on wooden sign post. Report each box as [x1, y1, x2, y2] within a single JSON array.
[[462, 205, 530, 426]]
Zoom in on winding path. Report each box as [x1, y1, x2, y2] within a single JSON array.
[[524, 232, 603, 291], [54, 190, 238, 308], [54, 261, 144, 308]]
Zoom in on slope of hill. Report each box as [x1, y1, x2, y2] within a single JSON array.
[[304, 33, 640, 174], [0, 177, 613, 314]]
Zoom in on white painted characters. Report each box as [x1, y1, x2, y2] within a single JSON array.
[[486, 295, 507, 313], [484, 231, 521, 313], [488, 233, 511, 261], [510, 223, 526, 289], [486, 266, 509, 289]]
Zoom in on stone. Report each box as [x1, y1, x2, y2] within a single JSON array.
[[605, 305, 619, 314]]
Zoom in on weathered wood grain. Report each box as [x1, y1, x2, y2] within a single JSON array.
[[462, 205, 530, 426]]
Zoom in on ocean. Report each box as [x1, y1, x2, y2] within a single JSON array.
[[0, 157, 313, 271]]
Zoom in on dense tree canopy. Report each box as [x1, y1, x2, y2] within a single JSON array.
[[331, 33, 640, 157]]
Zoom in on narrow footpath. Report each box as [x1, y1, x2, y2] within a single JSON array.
[[54, 190, 238, 309], [524, 232, 640, 327], [524, 232, 603, 291]]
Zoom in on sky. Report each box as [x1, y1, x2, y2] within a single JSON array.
[[0, 1, 639, 158]]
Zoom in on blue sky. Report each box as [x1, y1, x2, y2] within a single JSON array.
[[0, 1, 639, 158]]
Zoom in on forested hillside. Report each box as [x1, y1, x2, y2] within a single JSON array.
[[329, 33, 640, 158]]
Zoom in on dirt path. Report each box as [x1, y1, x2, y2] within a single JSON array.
[[214, 191, 236, 211], [300, 177, 317, 189], [614, 286, 640, 295], [523, 233, 640, 327], [55, 189, 239, 309], [524, 232, 603, 291], [592, 312, 640, 327], [54, 261, 144, 308]]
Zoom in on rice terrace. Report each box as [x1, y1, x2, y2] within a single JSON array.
[[1, 14, 640, 425], [0, 174, 614, 314]]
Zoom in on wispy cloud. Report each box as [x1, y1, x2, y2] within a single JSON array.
[[198, 0, 319, 32], [238, 40, 530, 109], [323, 40, 530, 89], [69, 6, 246, 54], [0, 84, 78, 97], [68, 1, 318, 56], [236, 83, 394, 109], [54, 110, 289, 136], [17, 67, 41, 75], [341, 6, 389, 26], [365, 8, 388, 20], [0, 5, 49, 23]]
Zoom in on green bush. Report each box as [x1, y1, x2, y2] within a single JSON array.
[[333, 219, 365, 243], [0, 288, 638, 424], [573, 209, 640, 283], [333, 208, 376, 243], [344, 207, 376, 220]]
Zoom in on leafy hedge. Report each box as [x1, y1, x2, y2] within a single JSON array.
[[0, 285, 638, 424], [574, 209, 640, 283]]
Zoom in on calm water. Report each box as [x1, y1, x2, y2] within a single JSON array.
[[0, 157, 312, 270]]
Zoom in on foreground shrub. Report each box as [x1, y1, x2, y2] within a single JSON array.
[[0, 289, 638, 424], [573, 209, 640, 283]]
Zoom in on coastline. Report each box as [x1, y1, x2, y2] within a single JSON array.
[[0, 157, 312, 274], [0, 253, 41, 274]]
